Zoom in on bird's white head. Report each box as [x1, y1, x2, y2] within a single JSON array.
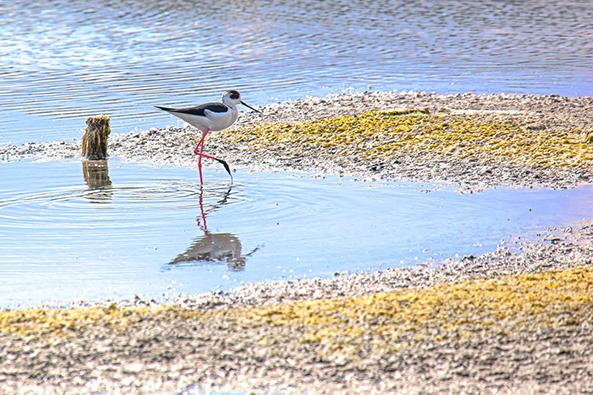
[[222, 90, 260, 113], [222, 90, 242, 107]]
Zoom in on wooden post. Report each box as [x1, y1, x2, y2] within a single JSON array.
[[82, 115, 111, 160]]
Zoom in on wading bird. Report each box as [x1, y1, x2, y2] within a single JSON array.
[[156, 90, 259, 183]]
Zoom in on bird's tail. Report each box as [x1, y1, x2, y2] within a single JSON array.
[[155, 105, 173, 112]]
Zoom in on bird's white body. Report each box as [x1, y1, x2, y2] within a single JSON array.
[[156, 90, 254, 133], [173, 105, 238, 132]]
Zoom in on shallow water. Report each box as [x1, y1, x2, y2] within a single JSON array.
[[1, 159, 592, 307], [1, 0, 592, 144]]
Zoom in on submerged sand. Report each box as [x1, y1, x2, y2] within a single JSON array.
[[1, 91, 593, 394]]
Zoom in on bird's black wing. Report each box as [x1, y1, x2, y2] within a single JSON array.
[[155, 102, 229, 116]]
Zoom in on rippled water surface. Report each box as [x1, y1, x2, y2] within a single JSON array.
[[1, 0, 592, 144], [1, 160, 592, 307]]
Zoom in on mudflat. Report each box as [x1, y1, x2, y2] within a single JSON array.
[[1, 91, 592, 394]]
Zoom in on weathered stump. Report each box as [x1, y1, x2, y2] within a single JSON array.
[[82, 115, 111, 160]]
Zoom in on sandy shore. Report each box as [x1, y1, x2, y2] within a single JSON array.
[[2, 223, 593, 394], [1, 91, 593, 394]]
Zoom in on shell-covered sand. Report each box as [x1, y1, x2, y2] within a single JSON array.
[[1, 91, 593, 394]]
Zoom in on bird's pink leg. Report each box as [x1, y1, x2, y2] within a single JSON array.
[[193, 130, 209, 184], [194, 152, 223, 162], [193, 130, 209, 155], [192, 129, 233, 181], [194, 151, 233, 180], [198, 153, 204, 184]]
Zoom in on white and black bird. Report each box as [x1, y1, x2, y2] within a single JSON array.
[[155, 90, 259, 183]]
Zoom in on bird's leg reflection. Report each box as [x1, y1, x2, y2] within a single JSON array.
[[170, 183, 260, 270], [196, 183, 232, 232], [196, 185, 209, 232]]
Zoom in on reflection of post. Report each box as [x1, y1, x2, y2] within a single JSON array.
[[82, 160, 112, 188], [82, 160, 113, 203]]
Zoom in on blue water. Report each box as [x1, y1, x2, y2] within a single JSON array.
[[2, 1, 593, 307], [1, 159, 592, 307], [1, 0, 592, 144]]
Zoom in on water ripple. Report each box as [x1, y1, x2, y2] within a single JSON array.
[[1, 159, 593, 307], [1, 0, 593, 144]]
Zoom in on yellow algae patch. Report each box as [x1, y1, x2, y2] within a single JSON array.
[[223, 266, 593, 355], [0, 304, 201, 338], [219, 111, 593, 170], [2, 266, 593, 356]]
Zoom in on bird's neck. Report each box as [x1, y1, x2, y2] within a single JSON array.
[[222, 98, 237, 110]]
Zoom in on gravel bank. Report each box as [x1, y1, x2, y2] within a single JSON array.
[[1, 91, 592, 190]]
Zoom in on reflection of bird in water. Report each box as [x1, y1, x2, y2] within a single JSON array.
[[169, 184, 260, 270], [170, 232, 247, 270], [155, 90, 260, 184]]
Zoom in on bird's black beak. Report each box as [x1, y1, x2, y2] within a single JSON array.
[[240, 100, 260, 113]]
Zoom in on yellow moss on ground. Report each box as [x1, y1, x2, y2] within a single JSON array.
[[0, 304, 202, 337], [227, 265, 593, 355], [2, 266, 593, 356], [220, 111, 593, 170]]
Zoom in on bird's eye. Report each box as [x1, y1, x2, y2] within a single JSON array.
[[229, 91, 240, 99]]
